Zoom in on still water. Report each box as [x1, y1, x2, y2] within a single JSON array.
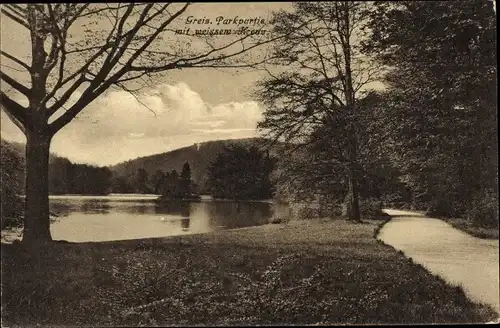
[[3, 194, 290, 243]]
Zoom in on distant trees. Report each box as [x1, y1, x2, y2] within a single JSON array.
[[162, 169, 180, 198], [1, 139, 113, 199], [270, 93, 407, 219], [135, 169, 152, 194], [67, 165, 112, 195], [159, 162, 197, 200], [49, 161, 112, 195], [207, 145, 276, 200], [259, 0, 497, 226], [111, 176, 134, 194], [179, 162, 192, 196], [151, 170, 166, 194], [105, 162, 197, 197]]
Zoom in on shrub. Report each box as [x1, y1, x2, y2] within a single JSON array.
[[0, 141, 24, 231], [291, 206, 319, 220], [269, 216, 290, 224], [360, 198, 385, 220], [466, 190, 499, 228], [427, 197, 462, 218]]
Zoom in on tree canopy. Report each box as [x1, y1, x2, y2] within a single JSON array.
[[207, 145, 276, 200], [362, 0, 497, 225], [256, 2, 383, 220], [0, 3, 273, 244]]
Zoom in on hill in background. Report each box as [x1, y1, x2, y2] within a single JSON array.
[[109, 137, 278, 192], [1, 137, 281, 195]]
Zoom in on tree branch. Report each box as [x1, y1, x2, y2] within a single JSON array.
[[0, 51, 31, 71], [46, 75, 86, 117], [1, 106, 26, 135], [0, 71, 31, 97], [1, 6, 29, 29], [0, 91, 27, 130], [116, 81, 157, 117], [48, 87, 101, 134]]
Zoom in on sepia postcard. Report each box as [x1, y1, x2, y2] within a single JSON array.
[[0, 2, 498, 326]]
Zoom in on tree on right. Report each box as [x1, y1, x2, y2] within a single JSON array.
[[362, 0, 497, 226], [256, 2, 383, 221]]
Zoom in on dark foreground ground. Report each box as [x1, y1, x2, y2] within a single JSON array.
[[1, 219, 497, 326]]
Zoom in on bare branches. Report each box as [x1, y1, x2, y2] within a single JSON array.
[[129, 30, 257, 72], [0, 51, 31, 72], [91, 4, 178, 93], [0, 71, 31, 97], [48, 86, 100, 134], [353, 61, 383, 94], [1, 5, 29, 28], [115, 81, 157, 117], [1, 107, 26, 135], [122, 4, 187, 67], [256, 0, 381, 186], [4, 4, 27, 17], [46, 75, 87, 118], [47, 4, 174, 131], [1, 3, 281, 137], [0, 90, 27, 132]]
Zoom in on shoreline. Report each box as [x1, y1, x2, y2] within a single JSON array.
[[2, 218, 497, 326]]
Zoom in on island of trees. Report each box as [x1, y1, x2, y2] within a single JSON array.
[[0, 140, 278, 230]]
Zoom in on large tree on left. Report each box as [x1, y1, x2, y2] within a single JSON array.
[[0, 4, 269, 244]]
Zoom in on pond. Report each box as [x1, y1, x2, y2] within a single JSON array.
[[2, 194, 291, 243]]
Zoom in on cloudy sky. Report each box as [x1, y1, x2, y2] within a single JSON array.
[[1, 80, 267, 166], [0, 3, 290, 166]]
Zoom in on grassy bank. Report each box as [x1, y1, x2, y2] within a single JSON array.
[[2, 219, 497, 326], [439, 217, 499, 240]]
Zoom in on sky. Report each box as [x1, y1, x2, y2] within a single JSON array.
[[0, 3, 292, 166], [0, 2, 385, 167], [0, 3, 295, 166]]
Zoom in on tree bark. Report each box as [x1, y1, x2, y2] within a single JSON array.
[[345, 126, 361, 222], [346, 165, 361, 222], [340, 2, 361, 222], [22, 129, 53, 244]]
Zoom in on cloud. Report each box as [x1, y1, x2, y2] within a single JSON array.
[[1, 82, 265, 166]]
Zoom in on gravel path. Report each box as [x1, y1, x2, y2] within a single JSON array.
[[378, 209, 499, 316]]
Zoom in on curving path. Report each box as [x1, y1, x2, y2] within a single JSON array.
[[378, 209, 499, 316]]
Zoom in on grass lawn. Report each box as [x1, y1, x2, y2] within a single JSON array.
[[1, 219, 497, 326], [439, 217, 499, 240]]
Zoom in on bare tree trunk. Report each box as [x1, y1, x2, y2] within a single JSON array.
[[22, 129, 53, 244], [341, 3, 361, 222], [346, 131, 361, 222]]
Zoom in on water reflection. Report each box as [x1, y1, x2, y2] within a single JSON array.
[[155, 201, 191, 217], [38, 196, 288, 242], [80, 199, 112, 214], [180, 218, 190, 231], [157, 201, 192, 232], [206, 201, 272, 229]]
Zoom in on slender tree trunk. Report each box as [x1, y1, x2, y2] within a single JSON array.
[[346, 131, 361, 222], [22, 129, 53, 244], [341, 2, 361, 222]]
